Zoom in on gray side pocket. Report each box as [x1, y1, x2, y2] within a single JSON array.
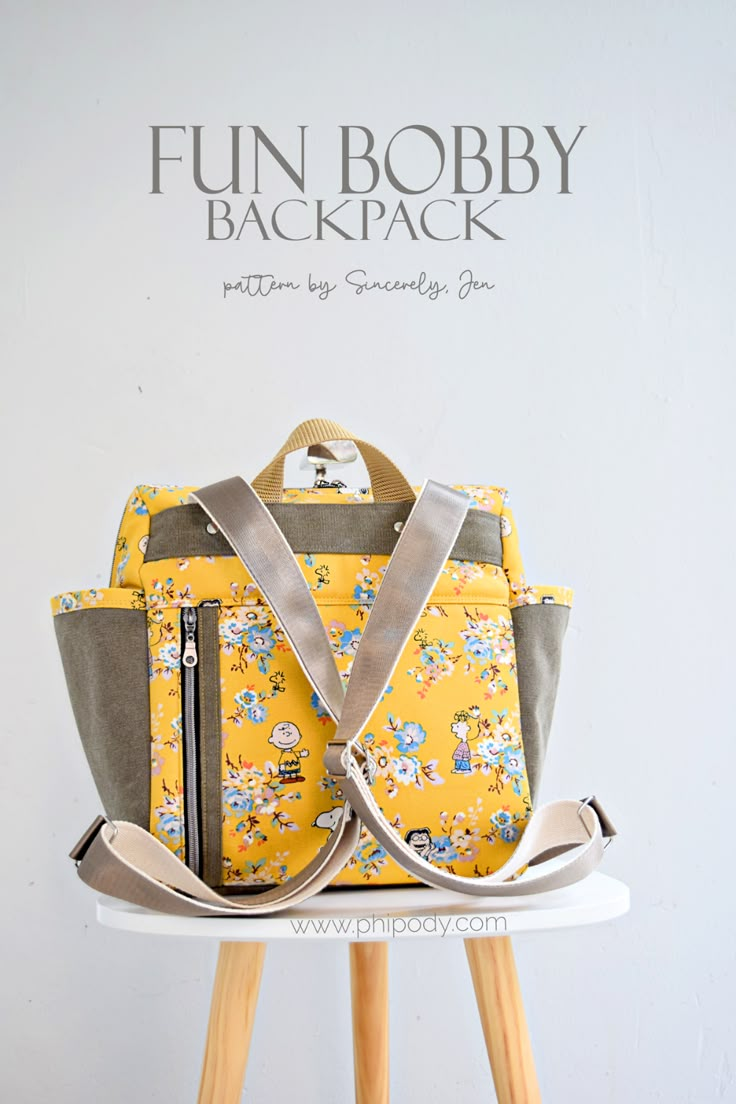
[[54, 609, 150, 827], [511, 603, 571, 806]]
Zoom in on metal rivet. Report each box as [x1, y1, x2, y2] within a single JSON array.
[[206, 522, 218, 535], [393, 521, 404, 533]]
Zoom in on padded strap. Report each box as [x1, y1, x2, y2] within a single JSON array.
[[72, 475, 614, 915]]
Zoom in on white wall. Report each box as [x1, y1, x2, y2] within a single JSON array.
[[2, 2, 734, 1100]]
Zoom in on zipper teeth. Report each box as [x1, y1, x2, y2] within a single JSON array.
[[182, 608, 201, 877]]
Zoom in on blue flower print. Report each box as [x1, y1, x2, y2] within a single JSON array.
[[394, 755, 420, 785], [490, 809, 512, 829], [221, 616, 244, 648], [431, 835, 460, 863], [354, 837, 387, 875], [157, 641, 180, 677], [234, 689, 258, 710], [394, 720, 427, 754], [464, 637, 493, 662], [420, 640, 455, 666], [246, 625, 275, 654], [223, 787, 254, 813], [502, 749, 524, 777], [310, 691, 332, 723], [338, 627, 361, 656], [156, 812, 183, 842], [233, 689, 268, 725]]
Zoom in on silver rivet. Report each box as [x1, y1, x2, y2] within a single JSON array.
[[394, 521, 404, 533], [206, 522, 218, 535]]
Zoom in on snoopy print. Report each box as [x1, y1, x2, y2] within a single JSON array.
[[312, 808, 343, 831], [268, 721, 310, 783]]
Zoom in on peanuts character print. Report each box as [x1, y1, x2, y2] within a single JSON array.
[[450, 709, 480, 774], [268, 721, 310, 783]]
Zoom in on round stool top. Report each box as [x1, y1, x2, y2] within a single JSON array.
[[97, 872, 629, 942]]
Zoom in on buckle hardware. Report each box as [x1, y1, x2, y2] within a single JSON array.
[[324, 740, 377, 785], [578, 795, 612, 850], [69, 815, 116, 865], [324, 740, 349, 779]]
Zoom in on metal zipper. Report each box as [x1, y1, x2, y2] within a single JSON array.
[[181, 606, 201, 876]]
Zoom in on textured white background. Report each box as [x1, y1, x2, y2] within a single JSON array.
[[2, 2, 734, 1101]]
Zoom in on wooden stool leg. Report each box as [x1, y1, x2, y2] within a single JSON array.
[[349, 942, 389, 1104], [465, 936, 540, 1104], [198, 941, 266, 1104]]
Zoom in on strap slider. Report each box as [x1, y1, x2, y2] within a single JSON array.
[[69, 815, 115, 865], [325, 741, 377, 784], [324, 741, 350, 778]]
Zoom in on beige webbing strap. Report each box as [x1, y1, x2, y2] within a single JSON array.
[[193, 476, 346, 722], [73, 812, 361, 917], [251, 418, 416, 503], [71, 475, 614, 916]]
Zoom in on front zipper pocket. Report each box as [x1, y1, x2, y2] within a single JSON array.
[[148, 600, 221, 883], [179, 600, 223, 881], [181, 606, 202, 877]]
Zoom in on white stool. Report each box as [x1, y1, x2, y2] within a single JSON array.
[[98, 872, 629, 1103]]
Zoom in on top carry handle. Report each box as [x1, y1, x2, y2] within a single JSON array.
[[252, 417, 416, 502], [71, 473, 615, 917]]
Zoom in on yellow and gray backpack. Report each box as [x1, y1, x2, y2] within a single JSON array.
[[52, 419, 615, 915]]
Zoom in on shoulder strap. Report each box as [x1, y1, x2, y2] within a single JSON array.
[[72, 811, 361, 916], [72, 477, 615, 915], [192, 475, 346, 721]]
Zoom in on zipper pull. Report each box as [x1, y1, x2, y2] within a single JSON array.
[[182, 638, 198, 667], [182, 607, 198, 668]]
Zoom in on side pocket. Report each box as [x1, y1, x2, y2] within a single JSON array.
[[52, 589, 150, 827], [511, 588, 572, 806]]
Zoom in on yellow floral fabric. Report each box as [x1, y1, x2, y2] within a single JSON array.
[[51, 588, 145, 615], [53, 482, 572, 889]]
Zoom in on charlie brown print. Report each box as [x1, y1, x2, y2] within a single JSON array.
[[450, 709, 479, 774], [269, 721, 310, 783]]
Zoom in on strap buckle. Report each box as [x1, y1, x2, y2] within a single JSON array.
[[324, 741, 349, 778], [578, 795, 615, 849], [324, 741, 377, 785], [69, 815, 116, 865]]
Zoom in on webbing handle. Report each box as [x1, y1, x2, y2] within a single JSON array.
[[251, 418, 415, 503]]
